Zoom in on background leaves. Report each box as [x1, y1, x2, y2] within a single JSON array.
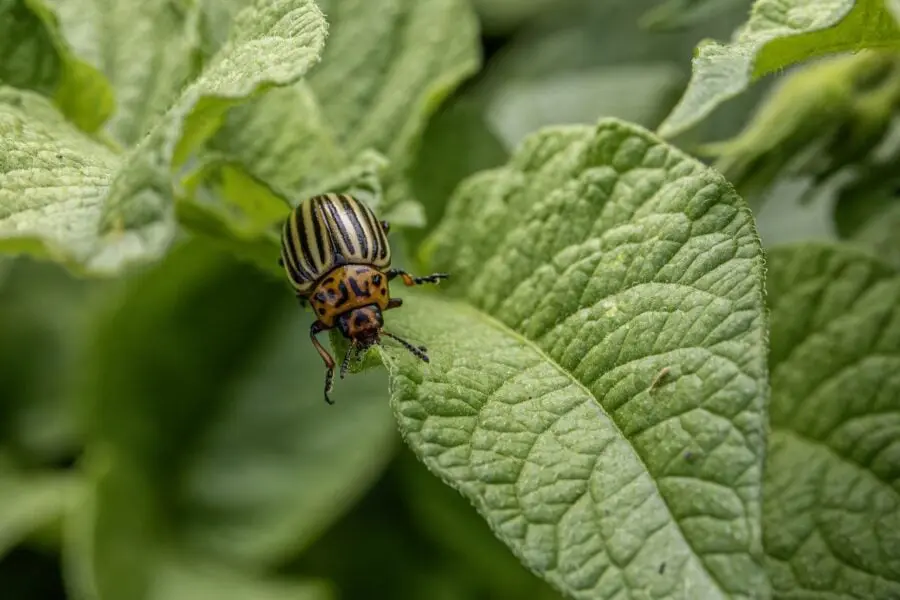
[[764, 243, 900, 599], [658, 0, 900, 138], [0, 0, 329, 275], [71, 238, 393, 600], [0, 0, 114, 131], [2, 0, 900, 599]]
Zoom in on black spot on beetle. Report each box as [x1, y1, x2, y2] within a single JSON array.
[[354, 312, 369, 327], [372, 274, 382, 285], [318, 308, 325, 315], [380, 287, 386, 294], [348, 277, 369, 297], [335, 281, 350, 306]]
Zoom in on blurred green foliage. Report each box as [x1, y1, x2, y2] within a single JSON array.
[[2, 0, 900, 599]]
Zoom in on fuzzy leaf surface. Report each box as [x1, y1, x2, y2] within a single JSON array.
[[0, 0, 326, 274], [382, 119, 770, 599], [46, 0, 204, 146], [0, 88, 120, 267], [209, 0, 480, 221]]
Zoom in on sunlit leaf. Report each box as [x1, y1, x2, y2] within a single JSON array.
[[0, 0, 327, 275], [209, 0, 481, 223], [382, 119, 770, 599], [46, 0, 204, 146]]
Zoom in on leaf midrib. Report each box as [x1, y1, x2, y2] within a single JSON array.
[[384, 292, 733, 598]]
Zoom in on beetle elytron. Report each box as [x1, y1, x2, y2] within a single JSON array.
[[279, 193, 447, 404]]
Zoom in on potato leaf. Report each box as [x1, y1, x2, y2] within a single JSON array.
[[380, 119, 770, 599], [0, 0, 113, 131], [208, 0, 480, 224], [658, 0, 900, 138], [45, 0, 204, 146], [764, 243, 900, 598], [0, 0, 327, 275]]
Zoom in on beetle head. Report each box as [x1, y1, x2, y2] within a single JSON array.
[[336, 305, 429, 363], [337, 305, 384, 349]]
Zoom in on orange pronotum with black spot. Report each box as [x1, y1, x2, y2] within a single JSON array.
[[278, 193, 448, 405]]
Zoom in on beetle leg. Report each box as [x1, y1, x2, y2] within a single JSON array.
[[386, 297, 403, 310], [340, 342, 356, 380], [310, 321, 336, 405], [386, 269, 449, 287]]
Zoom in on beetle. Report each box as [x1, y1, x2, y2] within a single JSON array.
[[278, 193, 448, 404]]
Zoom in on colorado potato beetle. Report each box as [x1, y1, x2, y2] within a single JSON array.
[[278, 193, 447, 404]]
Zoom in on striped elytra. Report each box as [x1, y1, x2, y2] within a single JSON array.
[[280, 193, 392, 295], [278, 193, 449, 406]]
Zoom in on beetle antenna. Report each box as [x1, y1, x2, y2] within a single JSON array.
[[340, 342, 356, 379], [382, 331, 429, 363]]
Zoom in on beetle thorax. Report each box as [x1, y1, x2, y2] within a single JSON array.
[[308, 264, 391, 327]]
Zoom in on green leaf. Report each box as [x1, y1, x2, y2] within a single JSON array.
[[763, 243, 900, 599], [175, 302, 396, 566], [0, 257, 108, 465], [0, 0, 327, 274], [93, 0, 327, 273], [196, 0, 251, 56], [466, 0, 766, 150], [152, 560, 332, 600], [891, 0, 900, 23], [210, 85, 347, 197], [832, 160, 900, 269], [469, 0, 565, 34], [700, 51, 900, 204], [398, 451, 563, 599], [69, 239, 395, 600], [309, 0, 479, 165], [406, 99, 508, 253], [46, 0, 204, 146], [0, 0, 114, 131], [209, 0, 480, 222], [483, 64, 685, 149], [176, 150, 390, 276], [382, 119, 770, 599], [0, 88, 122, 269], [658, 0, 900, 138], [639, 0, 751, 31], [0, 468, 79, 558]]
